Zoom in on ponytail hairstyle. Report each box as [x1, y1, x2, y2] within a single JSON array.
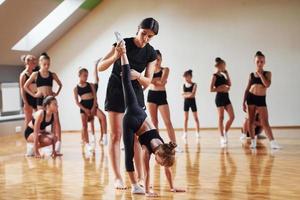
[[138, 17, 159, 35], [42, 96, 56, 107], [255, 51, 265, 58], [183, 69, 193, 77], [215, 57, 225, 67], [156, 142, 177, 167]]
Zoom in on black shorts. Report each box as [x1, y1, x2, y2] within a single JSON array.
[[246, 92, 266, 107], [36, 96, 44, 106], [105, 74, 145, 113], [25, 93, 37, 109], [215, 92, 231, 107], [184, 98, 197, 112], [80, 99, 94, 114], [147, 90, 168, 106], [24, 126, 34, 140]]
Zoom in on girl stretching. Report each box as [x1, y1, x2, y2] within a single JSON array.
[[116, 34, 185, 197]]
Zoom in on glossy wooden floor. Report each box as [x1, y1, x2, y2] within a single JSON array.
[[0, 129, 300, 200]]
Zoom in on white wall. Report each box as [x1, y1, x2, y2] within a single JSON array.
[[48, 0, 300, 131]]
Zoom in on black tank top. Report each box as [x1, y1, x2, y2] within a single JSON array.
[[214, 73, 228, 87], [25, 72, 36, 83], [32, 110, 54, 130], [183, 83, 195, 92], [77, 82, 92, 96], [138, 129, 164, 154], [36, 71, 53, 87], [250, 71, 268, 86], [153, 68, 163, 78]]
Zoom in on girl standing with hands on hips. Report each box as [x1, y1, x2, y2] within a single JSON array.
[[243, 51, 281, 149], [210, 57, 235, 147], [97, 18, 159, 189]]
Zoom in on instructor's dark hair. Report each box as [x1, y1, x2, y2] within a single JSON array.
[[156, 50, 162, 58], [255, 51, 265, 58], [43, 96, 56, 107], [215, 57, 225, 67], [183, 69, 193, 77], [139, 17, 159, 35]]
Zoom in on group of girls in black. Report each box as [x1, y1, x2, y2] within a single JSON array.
[[18, 17, 281, 197], [209, 52, 280, 149], [19, 53, 63, 158]]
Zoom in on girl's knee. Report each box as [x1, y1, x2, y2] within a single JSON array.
[[219, 115, 224, 121], [110, 132, 121, 143]]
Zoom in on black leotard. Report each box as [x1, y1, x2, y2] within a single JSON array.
[[121, 63, 164, 172]]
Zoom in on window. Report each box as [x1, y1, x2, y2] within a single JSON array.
[[12, 0, 85, 51]]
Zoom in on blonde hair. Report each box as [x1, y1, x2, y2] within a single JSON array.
[[156, 142, 177, 167]]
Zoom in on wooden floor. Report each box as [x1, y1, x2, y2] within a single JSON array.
[[0, 129, 300, 200]]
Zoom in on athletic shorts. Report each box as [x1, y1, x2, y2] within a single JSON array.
[[184, 98, 197, 112], [215, 92, 231, 107], [147, 90, 168, 106], [246, 92, 266, 107]]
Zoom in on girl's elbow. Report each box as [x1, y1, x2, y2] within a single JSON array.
[[97, 63, 105, 72]]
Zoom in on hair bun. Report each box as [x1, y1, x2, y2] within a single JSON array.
[[255, 51, 264, 57], [215, 57, 222, 62], [168, 142, 177, 149], [41, 52, 48, 57], [188, 69, 193, 73]]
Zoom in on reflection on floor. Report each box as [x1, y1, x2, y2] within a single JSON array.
[[0, 129, 300, 200]]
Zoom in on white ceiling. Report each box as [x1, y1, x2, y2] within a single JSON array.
[[0, 0, 89, 65]]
